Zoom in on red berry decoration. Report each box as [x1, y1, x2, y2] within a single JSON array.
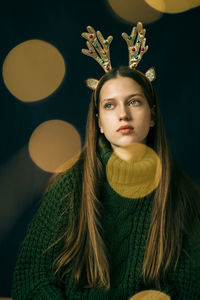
[[89, 34, 93, 38]]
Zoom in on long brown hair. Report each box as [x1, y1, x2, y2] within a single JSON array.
[[50, 66, 200, 289]]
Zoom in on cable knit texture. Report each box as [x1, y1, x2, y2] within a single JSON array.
[[12, 138, 200, 299]]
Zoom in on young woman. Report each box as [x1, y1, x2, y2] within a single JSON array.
[[12, 66, 200, 300]]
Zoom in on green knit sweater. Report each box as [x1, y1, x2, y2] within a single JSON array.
[[12, 140, 200, 300]]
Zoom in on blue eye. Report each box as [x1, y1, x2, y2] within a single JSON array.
[[129, 99, 140, 106], [104, 103, 113, 109]]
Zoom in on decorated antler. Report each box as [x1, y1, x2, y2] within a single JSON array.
[[122, 22, 155, 81], [81, 26, 113, 73], [81, 22, 156, 90], [122, 22, 148, 69]]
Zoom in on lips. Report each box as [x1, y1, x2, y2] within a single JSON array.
[[117, 125, 133, 131], [117, 125, 134, 134]]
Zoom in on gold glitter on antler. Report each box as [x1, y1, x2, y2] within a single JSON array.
[[81, 26, 113, 73], [122, 22, 148, 70]]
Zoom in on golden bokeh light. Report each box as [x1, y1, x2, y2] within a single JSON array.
[[106, 143, 162, 199], [129, 289, 170, 300], [145, 0, 199, 13], [28, 120, 82, 173], [107, 0, 162, 24], [2, 39, 65, 102], [55, 151, 81, 173]]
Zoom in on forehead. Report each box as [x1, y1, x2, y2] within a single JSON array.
[[99, 76, 144, 100]]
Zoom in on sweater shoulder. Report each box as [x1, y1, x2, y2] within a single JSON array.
[[32, 158, 84, 231], [43, 157, 84, 202]]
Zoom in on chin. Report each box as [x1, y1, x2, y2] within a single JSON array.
[[116, 138, 147, 147], [112, 140, 137, 148], [119, 137, 139, 146]]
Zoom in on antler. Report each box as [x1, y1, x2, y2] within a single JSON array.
[[122, 22, 148, 69], [81, 26, 113, 73]]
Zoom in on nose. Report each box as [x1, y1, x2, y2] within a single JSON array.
[[119, 104, 131, 121]]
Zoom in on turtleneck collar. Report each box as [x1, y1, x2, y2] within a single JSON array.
[[97, 135, 157, 201]]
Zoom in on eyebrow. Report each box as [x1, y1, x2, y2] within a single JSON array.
[[101, 93, 144, 103]]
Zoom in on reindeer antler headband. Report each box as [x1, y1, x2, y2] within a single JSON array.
[[81, 22, 156, 90]]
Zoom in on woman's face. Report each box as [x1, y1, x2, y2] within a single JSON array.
[[98, 76, 155, 151]]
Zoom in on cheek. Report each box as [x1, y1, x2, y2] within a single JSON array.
[[99, 113, 114, 129], [136, 111, 152, 131], [98, 118, 101, 128], [136, 109, 151, 123]]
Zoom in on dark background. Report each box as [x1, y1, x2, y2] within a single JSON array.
[[0, 0, 199, 296]]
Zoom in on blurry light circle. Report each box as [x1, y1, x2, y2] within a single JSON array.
[[2, 40, 65, 102], [107, 0, 162, 24], [55, 151, 81, 173], [130, 290, 170, 299], [106, 143, 162, 198], [28, 120, 81, 173], [145, 0, 199, 13]]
